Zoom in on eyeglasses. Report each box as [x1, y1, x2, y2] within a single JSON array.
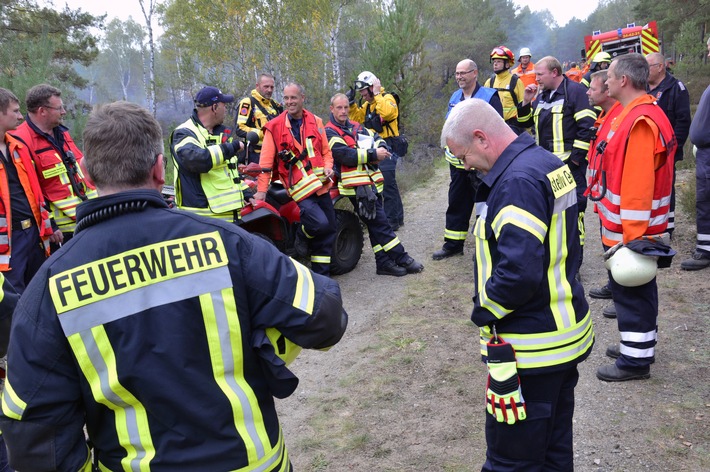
[[647, 63, 663, 68], [455, 70, 476, 77], [43, 104, 65, 111]]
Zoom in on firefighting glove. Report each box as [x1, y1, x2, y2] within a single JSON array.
[[246, 131, 260, 146], [355, 184, 377, 221], [222, 140, 240, 158], [486, 337, 526, 425], [345, 86, 356, 105]]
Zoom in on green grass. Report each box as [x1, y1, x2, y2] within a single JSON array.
[[308, 453, 329, 472]]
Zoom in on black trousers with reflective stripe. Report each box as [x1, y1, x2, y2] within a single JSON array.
[[695, 148, 710, 253], [6, 226, 45, 294], [443, 165, 476, 252], [349, 194, 407, 269], [379, 156, 404, 226], [609, 274, 658, 371], [482, 366, 579, 472], [298, 193, 335, 276]]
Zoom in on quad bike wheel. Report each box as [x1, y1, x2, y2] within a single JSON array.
[[330, 209, 364, 275]]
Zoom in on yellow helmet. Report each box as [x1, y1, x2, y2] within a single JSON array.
[[490, 46, 515, 63], [592, 52, 612, 64]]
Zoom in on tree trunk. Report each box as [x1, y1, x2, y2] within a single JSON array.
[[139, 0, 157, 116]]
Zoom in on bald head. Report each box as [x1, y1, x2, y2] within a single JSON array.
[[646, 52, 666, 87], [455, 59, 479, 94], [646, 52, 664, 65], [457, 59, 476, 70]]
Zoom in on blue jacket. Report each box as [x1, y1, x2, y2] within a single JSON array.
[[690, 84, 710, 149], [447, 84, 503, 118]]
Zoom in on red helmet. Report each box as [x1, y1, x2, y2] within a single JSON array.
[[490, 46, 515, 63]]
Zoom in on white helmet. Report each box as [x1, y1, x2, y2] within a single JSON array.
[[355, 71, 377, 90], [519, 48, 532, 60], [604, 247, 658, 287]]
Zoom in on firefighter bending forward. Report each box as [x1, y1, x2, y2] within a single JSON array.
[[442, 99, 593, 470], [0, 101, 348, 471], [256, 83, 336, 277]]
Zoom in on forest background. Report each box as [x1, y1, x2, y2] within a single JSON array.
[[2, 0, 709, 157]]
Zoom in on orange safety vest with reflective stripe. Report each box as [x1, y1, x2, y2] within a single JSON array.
[[586, 101, 622, 193], [0, 134, 53, 270], [11, 122, 96, 232], [324, 120, 384, 195], [261, 111, 332, 202], [511, 64, 537, 88], [565, 68, 583, 83], [589, 95, 676, 246]]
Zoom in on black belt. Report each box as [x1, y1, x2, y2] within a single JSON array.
[[12, 218, 33, 231]]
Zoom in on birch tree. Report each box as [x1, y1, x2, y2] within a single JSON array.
[[139, 0, 158, 115]]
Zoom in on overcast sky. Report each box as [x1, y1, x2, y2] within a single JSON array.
[[52, 0, 601, 31], [514, 0, 600, 26]]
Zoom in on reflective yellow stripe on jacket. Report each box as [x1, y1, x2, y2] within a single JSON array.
[[288, 161, 323, 202], [45, 232, 298, 470], [444, 146, 465, 170], [173, 120, 245, 214], [51, 189, 98, 232], [474, 169, 593, 369], [534, 99, 569, 160], [49, 233, 235, 470], [479, 311, 594, 369], [68, 327, 156, 470], [327, 135, 385, 195]]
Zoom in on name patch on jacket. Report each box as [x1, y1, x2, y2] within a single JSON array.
[[547, 165, 576, 199], [50, 231, 231, 336]]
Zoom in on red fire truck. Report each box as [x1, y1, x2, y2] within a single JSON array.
[[583, 21, 660, 62]]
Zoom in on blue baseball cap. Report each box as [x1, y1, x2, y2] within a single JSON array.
[[194, 86, 234, 107]]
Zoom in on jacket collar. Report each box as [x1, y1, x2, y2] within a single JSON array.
[[251, 89, 271, 105], [328, 114, 352, 131], [24, 114, 69, 149], [648, 72, 674, 96], [481, 133, 537, 190], [76, 189, 168, 232]]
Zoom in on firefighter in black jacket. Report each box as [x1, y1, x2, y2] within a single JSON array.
[[442, 98, 593, 470], [518, 56, 598, 266], [647, 52, 691, 233], [0, 101, 347, 471]]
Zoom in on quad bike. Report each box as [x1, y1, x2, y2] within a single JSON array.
[[239, 162, 364, 275]]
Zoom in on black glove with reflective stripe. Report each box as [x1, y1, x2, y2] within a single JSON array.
[[355, 185, 377, 221]]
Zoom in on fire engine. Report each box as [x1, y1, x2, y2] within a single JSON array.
[[583, 21, 660, 62]]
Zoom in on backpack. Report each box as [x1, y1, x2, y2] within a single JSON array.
[[382, 91, 408, 157], [488, 73, 519, 105]]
